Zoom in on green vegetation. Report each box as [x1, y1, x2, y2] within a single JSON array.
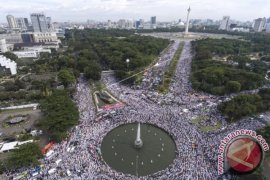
[[191, 37, 268, 95], [0, 91, 42, 101], [58, 69, 76, 88], [18, 29, 169, 84], [261, 56, 270, 62], [219, 89, 270, 122], [191, 116, 222, 132], [192, 66, 265, 95], [199, 122, 222, 132], [65, 29, 170, 83], [38, 90, 79, 142], [158, 43, 184, 93], [256, 126, 270, 179], [257, 125, 270, 160], [2, 52, 18, 61], [3, 143, 42, 171]]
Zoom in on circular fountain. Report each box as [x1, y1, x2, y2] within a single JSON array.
[[101, 123, 177, 177]]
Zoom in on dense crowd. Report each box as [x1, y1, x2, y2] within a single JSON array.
[[140, 40, 180, 91], [8, 40, 269, 180]]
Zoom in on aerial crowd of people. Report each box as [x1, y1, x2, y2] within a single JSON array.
[[9, 39, 270, 180]]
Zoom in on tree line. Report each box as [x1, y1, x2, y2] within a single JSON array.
[[191, 37, 269, 95], [219, 89, 270, 121]]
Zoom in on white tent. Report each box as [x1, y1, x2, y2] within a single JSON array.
[[0, 141, 18, 153], [0, 140, 33, 153]]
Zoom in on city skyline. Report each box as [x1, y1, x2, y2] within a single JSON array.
[[0, 0, 269, 23]]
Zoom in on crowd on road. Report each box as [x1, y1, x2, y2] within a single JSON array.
[[140, 40, 180, 91], [7, 40, 269, 180]]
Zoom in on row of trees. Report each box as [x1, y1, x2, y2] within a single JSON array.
[[65, 29, 170, 82], [24, 29, 169, 83], [0, 91, 42, 101], [256, 125, 270, 163], [0, 143, 42, 173], [219, 89, 270, 121], [191, 38, 267, 95], [191, 66, 265, 95], [158, 43, 184, 93]]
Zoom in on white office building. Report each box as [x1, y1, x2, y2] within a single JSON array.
[[266, 23, 270, 33], [32, 32, 58, 43], [13, 51, 38, 58], [0, 55, 17, 75], [13, 47, 51, 58], [219, 16, 230, 31], [0, 39, 8, 53], [253, 18, 266, 32], [16, 17, 27, 30], [6, 15, 18, 29]]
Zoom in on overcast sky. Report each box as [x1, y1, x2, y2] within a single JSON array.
[[0, 0, 269, 23]]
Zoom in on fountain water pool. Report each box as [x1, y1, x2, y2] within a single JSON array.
[[101, 123, 177, 176]]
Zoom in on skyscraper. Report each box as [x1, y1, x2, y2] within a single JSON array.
[[267, 17, 270, 23], [46, 17, 53, 30], [219, 16, 230, 31], [30, 13, 48, 32], [253, 18, 266, 32], [16, 18, 27, 30], [151, 16, 156, 25], [24, 18, 30, 30], [6, 15, 17, 29], [135, 21, 141, 29], [151, 16, 156, 29]]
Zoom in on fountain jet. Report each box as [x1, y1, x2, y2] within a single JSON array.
[[134, 123, 143, 148]]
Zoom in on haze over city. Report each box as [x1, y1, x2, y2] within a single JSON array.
[[0, 0, 270, 22]]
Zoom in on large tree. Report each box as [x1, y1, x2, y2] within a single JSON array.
[[3, 52, 18, 61], [39, 90, 79, 142], [6, 143, 42, 170], [58, 69, 76, 88], [84, 62, 102, 81]]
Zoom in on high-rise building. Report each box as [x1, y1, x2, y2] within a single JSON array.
[[151, 16, 156, 25], [30, 13, 48, 32], [265, 23, 270, 33], [126, 20, 134, 29], [219, 16, 230, 31], [16, 18, 27, 30], [267, 17, 270, 23], [117, 19, 126, 29], [253, 18, 266, 32], [24, 18, 30, 30], [46, 17, 53, 30], [135, 21, 141, 29], [150, 16, 157, 29], [6, 15, 18, 29], [0, 39, 8, 53]]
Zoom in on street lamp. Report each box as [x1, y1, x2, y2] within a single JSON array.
[[126, 58, 130, 72]]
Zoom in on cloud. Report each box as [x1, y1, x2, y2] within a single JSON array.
[[0, 0, 269, 22]]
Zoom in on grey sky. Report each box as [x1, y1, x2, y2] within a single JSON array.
[[0, 0, 269, 23]]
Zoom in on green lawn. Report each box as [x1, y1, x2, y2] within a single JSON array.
[[191, 116, 222, 132], [199, 122, 222, 132], [158, 42, 184, 94]]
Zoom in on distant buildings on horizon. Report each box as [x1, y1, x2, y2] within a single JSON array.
[[6, 13, 53, 33], [2, 12, 270, 33], [218, 16, 270, 33]]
